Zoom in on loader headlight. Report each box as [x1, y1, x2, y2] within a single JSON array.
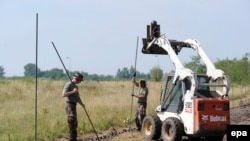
[[224, 103, 229, 111], [198, 103, 204, 111]]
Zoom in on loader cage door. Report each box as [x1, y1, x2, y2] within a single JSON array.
[[195, 75, 222, 98], [161, 76, 184, 113]]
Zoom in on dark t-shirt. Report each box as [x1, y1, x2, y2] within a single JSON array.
[[63, 81, 81, 104], [138, 87, 148, 103]]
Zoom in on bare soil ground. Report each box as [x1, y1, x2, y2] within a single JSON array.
[[56, 100, 250, 141]]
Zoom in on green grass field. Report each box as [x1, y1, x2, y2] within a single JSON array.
[[0, 79, 248, 140], [0, 79, 163, 140]]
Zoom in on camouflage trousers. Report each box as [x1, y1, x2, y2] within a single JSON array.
[[135, 102, 147, 130], [65, 102, 78, 141]]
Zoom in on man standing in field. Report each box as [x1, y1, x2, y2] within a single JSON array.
[[62, 72, 85, 141], [131, 76, 148, 131]]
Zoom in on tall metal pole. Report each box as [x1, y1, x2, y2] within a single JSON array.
[[129, 36, 139, 129], [35, 13, 38, 141]]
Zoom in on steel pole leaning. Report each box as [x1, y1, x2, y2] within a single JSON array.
[[51, 42, 72, 81], [129, 36, 139, 130], [82, 107, 100, 141], [51, 42, 100, 140]]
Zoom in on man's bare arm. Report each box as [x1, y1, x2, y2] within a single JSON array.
[[62, 88, 78, 97]]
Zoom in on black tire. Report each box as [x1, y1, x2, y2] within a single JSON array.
[[205, 135, 224, 141], [161, 117, 184, 141], [141, 115, 162, 140]]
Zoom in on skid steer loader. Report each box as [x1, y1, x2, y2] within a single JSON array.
[[141, 21, 230, 141]]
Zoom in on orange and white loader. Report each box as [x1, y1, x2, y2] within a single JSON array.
[[141, 21, 230, 141]]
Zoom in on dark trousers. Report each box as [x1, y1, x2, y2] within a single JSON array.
[[135, 102, 147, 130], [66, 103, 78, 141]]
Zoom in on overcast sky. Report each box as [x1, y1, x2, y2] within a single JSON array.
[[0, 0, 249, 77]]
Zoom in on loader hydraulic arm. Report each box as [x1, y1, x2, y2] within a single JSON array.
[[143, 36, 194, 83], [142, 21, 230, 96], [184, 39, 224, 81]]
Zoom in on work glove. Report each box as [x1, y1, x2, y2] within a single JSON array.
[[133, 72, 136, 77]]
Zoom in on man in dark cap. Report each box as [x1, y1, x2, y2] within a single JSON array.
[[131, 77, 149, 131], [62, 72, 85, 141]]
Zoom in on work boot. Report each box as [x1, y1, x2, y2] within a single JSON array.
[[135, 118, 141, 131]]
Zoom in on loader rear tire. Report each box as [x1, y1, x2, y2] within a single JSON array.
[[141, 115, 162, 140], [161, 117, 184, 141], [205, 135, 224, 141]]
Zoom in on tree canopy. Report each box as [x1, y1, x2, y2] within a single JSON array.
[[215, 53, 250, 84], [0, 66, 5, 78], [184, 53, 250, 84], [184, 56, 206, 74], [150, 66, 163, 82]]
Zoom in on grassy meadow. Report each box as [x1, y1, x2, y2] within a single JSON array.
[[0, 79, 164, 140], [0, 78, 249, 140]]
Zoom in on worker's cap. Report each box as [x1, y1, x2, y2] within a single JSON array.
[[73, 72, 83, 81], [139, 79, 146, 84]]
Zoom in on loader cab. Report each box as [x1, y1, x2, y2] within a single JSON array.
[[160, 73, 190, 113], [160, 73, 226, 114], [195, 74, 225, 98]]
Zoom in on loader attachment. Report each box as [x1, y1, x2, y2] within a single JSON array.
[[142, 20, 192, 55], [142, 38, 191, 55]]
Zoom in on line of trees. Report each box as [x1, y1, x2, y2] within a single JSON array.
[[1, 53, 249, 83], [19, 63, 163, 81]]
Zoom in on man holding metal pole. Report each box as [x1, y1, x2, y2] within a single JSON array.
[[62, 72, 85, 141], [131, 75, 148, 131], [52, 41, 99, 140]]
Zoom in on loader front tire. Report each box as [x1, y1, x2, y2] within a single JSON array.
[[141, 115, 162, 140], [161, 117, 184, 141]]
